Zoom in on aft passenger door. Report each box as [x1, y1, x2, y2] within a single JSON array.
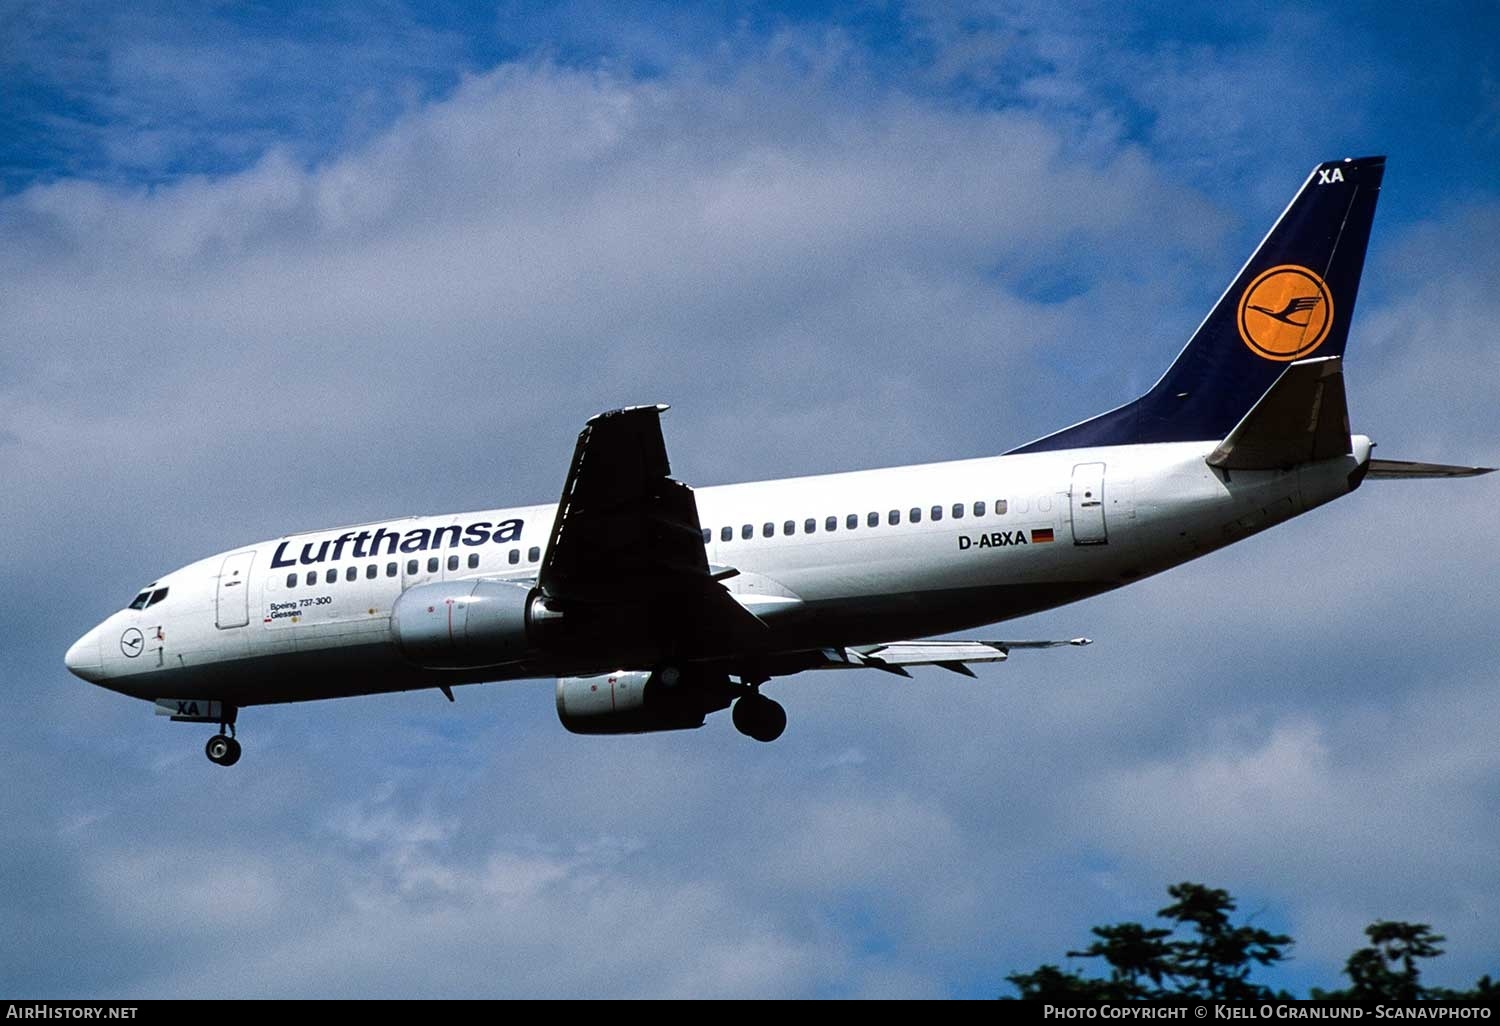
[[1070, 463, 1108, 545], [216, 550, 256, 628]]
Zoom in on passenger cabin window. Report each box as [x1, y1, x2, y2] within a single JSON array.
[[910, 507, 922, 523], [407, 559, 418, 576], [826, 516, 838, 532], [741, 524, 753, 540], [701, 528, 711, 544], [931, 505, 943, 521], [128, 591, 151, 610], [721, 526, 733, 543], [468, 553, 479, 569], [427, 557, 439, 574], [974, 501, 986, 517], [447, 555, 459, 571], [306, 571, 317, 586], [804, 518, 816, 534], [286, 573, 297, 588], [366, 564, 377, 580], [346, 566, 357, 582], [888, 510, 900, 525], [847, 514, 858, 530], [508, 549, 520, 565], [995, 499, 1008, 515], [867, 511, 879, 528], [763, 522, 774, 538], [952, 503, 964, 519], [528, 546, 540, 562], [783, 520, 795, 536], [386, 562, 397, 577], [325, 569, 337, 585]]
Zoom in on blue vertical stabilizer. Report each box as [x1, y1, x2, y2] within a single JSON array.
[[1009, 156, 1384, 453]]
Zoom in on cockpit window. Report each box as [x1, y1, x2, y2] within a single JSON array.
[[145, 588, 169, 608], [128, 591, 152, 610]]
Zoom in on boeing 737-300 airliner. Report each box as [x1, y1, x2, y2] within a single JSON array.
[[64, 156, 1491, 765]]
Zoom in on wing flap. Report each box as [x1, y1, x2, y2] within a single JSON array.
[[813, 638, 1090, 677]]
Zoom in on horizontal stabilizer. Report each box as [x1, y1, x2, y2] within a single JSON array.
[[1365, 459, 1495, 479], [1207, 356, 1350, 470]]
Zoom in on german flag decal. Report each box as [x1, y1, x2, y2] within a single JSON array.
[[1032, 528, 1055, 544]]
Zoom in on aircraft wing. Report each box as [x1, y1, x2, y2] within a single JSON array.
[[813, 638, 1091, 678], [538, 405, 766, 650]]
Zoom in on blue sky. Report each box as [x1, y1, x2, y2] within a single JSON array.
[[3, 0, 1498, 998]]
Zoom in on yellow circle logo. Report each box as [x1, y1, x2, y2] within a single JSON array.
[[1236, 264, 1333, 361]]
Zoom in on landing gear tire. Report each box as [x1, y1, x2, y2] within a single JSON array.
[[205, 734, 242, 766], [733, 694, 787, 743]]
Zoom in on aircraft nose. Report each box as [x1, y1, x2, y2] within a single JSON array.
[[64, 628, 104, 683]]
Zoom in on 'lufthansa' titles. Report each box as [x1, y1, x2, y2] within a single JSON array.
[[271, 519, 525, 568]]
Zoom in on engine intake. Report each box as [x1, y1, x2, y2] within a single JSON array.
[[556, 668, 734, 734], [392, 580, 543, 669]]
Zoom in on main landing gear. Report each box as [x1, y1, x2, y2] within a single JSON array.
[[732, 689, 787, 743]]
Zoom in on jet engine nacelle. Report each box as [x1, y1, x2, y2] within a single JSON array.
[[392, 579, 543, 669], [555, 668, 734, 734]]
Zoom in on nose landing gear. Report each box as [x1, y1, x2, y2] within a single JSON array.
[[205, 732, 241, 766], [156, 698, 244, 765], [204, 705, 240, 766]]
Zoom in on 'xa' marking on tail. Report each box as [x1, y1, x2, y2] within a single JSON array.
[[1010, 156, 1384, 453]]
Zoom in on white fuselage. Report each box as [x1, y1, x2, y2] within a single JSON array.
[[65, 436, 1373, 707]]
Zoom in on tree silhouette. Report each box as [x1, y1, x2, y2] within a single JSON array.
[[1005, 964, 1117, 1002], [1311, 921, 1471, 1001], [1006, 883, 1493, 1001], [1347, 921, 1444, 1001], [1155, 882, 1291, 1000], [1067, 921, 1175, 999]]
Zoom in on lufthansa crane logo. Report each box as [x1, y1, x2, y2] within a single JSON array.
[[1237, 264, 1333, 361], [120, 627, 144, 658]]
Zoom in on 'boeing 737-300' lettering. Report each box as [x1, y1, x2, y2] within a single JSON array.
[[269, 519, 525, 569], [266, 601, 302, 621]]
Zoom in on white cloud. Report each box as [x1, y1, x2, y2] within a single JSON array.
[[0, 55, 1212, 574], [83, 815, 854, 998]]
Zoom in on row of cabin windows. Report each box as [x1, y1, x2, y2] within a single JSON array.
[[283, 546, 542, 589], [702, 499, 1011, 544]]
